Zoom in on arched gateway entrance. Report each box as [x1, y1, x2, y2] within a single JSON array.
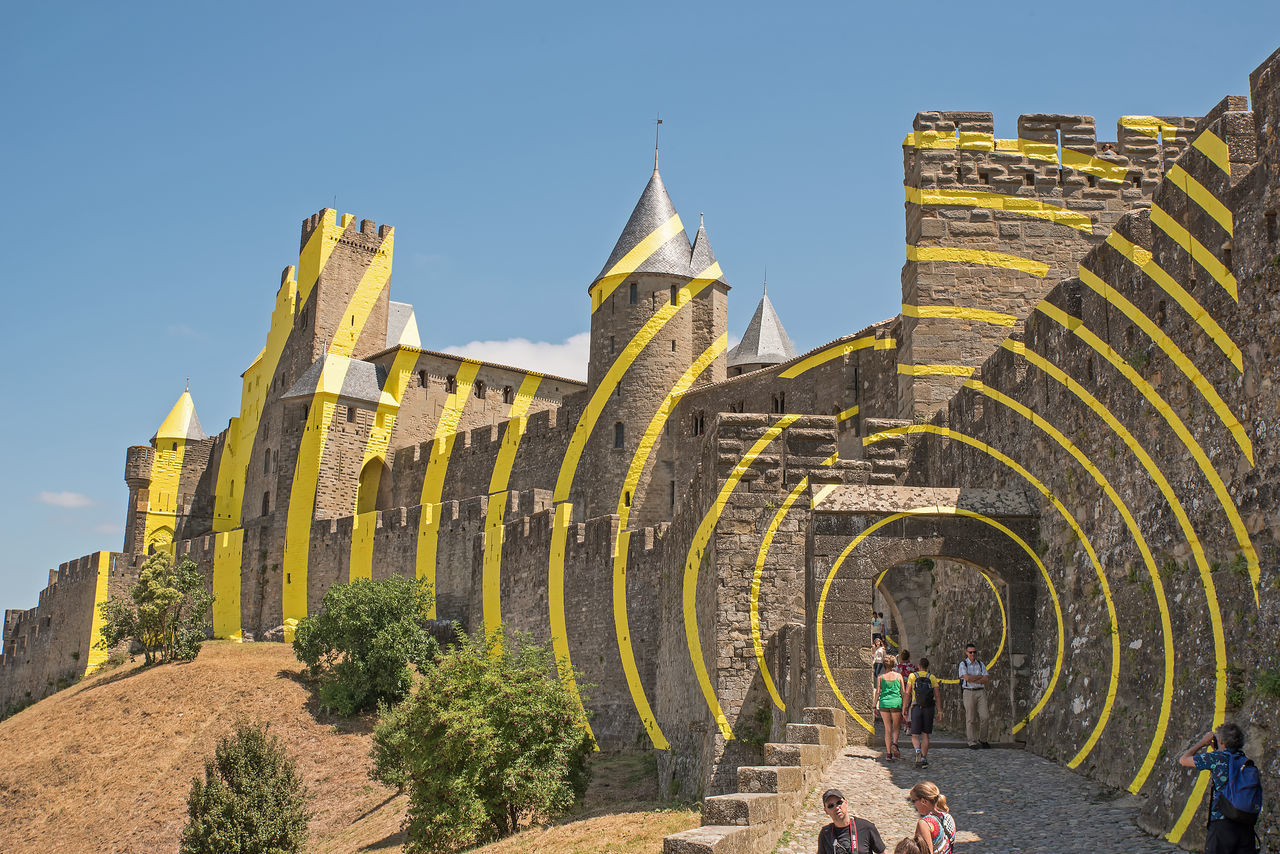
[[807, 485, 1044, 743]]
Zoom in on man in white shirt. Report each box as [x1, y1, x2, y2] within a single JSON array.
[[958, 643, 991, 749]]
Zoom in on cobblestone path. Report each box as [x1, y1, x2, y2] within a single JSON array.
[[773, 743, 1179, 854]]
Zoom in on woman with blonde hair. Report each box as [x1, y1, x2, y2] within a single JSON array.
[[909, 781, 955, 853], [874, 653, 904, 759]]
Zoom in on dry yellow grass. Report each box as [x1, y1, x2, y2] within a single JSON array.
[[0, 640, 697, 853]]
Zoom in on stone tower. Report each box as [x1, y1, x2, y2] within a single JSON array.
[[577, 163, 729, 521]]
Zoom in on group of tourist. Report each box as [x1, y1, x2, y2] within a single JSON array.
[[817, 782, 954, 854]]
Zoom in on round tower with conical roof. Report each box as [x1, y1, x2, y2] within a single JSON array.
[[578, 164, 730, 520]]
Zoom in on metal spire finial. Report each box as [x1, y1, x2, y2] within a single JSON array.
[[185, 376, 190, 392], [763, 266, 768, 296], [654, 114, 663, 173]]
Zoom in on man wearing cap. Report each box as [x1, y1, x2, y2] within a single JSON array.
[[958, 643, 991, 749], [817, 788, 886, 854]]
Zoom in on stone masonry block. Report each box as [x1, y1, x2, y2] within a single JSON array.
[[738, 764, 804, 794], [703, 792, 784, 827], [763, 742, 823, 767]]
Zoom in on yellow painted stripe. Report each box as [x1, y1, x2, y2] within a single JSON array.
[[612, 337, 725, 748], [296, 210, 352, 306], [818, 505, 1061, 734], [902, 303, 1020, 327], [210, 530, 243, 640], [907, 244, 1049, 278], [897, 363, 975, 377], [1120, 115, 1180, 139], [349, 347, 420, 581], [1149, 203, 1238, 300], [1192, 129, 1231, 175], [549, 502, 595, 745], [1166, 164, 1233, 234], [778, 335, 879, 379], [1104, 231, 1241, 370], [415, 359, 481, 617], [966, 380, 1121, 755], [481, 373, 543, 639], [925, 568, 1009, 686], [282, 357, 353, 636], [547, 263, 720, 743], [685, 416, 800, 739], [752, 453, 838, 710], [555, 265, 720, 502], [1003, 339, 1174, 788], [589, 213, 685, 311], [905, 186, 1093, 233], [1078, 264, 1252, 463], [1034, 303, 1230, 840], [1061, 148, 1131, 183], [84, 552, 111, 675], [143, 438, 186, 554], [836, 404, 859, 423]]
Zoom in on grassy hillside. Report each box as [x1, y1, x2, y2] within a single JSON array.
[[0, 641, 697, 854]]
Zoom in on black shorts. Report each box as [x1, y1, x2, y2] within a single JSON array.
[[910, 705, 935, 735], [1205, 819, 1257, 854]]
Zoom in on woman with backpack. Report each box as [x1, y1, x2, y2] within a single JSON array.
[[909, 781, 956, 854], [874, 653, 905, 759]]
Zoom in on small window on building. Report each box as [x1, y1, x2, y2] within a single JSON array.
[[172, 442, 178, 451], [418, 370, 427, 387], [503, 385, 514, 404], [272, 449, 278, 472], [629, 282, 638, 304], [624, 491, 631, 507], [614, 421, 625, 448], [475, 381, 486, 399], [609, 335, 615, 355], [615, 383, 622, 398], [670, 480, 676, 509], [263, 451, 271, 474], [692, 411, 705, 437], [671, 339, 677, 352], [261, 491, 270, 515], [772, 392, 786, 414], [1024, 173, 1034, 187], [230, 480, 235, 497], [670, 285, 678, 304], [445, 375, 457, 393], [346, 406, 356, 423], [303, 404, 310, 422], [1131, 173, 1142, 188]]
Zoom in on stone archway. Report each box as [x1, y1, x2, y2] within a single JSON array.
[[807, 485, 1041, 743]]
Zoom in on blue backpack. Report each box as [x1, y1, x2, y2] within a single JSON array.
[[1215, 751, 1262, 826]]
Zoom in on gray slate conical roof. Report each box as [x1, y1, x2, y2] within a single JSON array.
[[728, 291, 798, 368], [593, 168, 693, 287], [689, 215, 727, 284]]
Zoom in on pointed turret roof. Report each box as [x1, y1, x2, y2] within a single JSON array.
[[689, 214, 727, 284], [727, 288, 798, 369], [592, 167, 693, 288], [152, 389, 207, 443]]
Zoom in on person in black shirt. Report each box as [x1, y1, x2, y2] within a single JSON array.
[[817, 788, 886, 854]]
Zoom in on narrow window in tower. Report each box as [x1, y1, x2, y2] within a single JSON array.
[[418, 370, 427, 387], [671, 339, 677, 352], [475, 381, 486, 399], [772, 392, 785, 414], [172, 442, 178, 451], [615, 383, 622, 398], [503, 386, 514, 404], [347, 406, 356, 423], [609, 336, 615, 355], [692, 411, 705, 436], [629, 282, 638, 304], [854, 366, 861, 401], [670, 480, 676, 509], [303, 404, 310, 422], [230, 480, 235, 497], [1131, 173, 1141, 188], [446, 375, 457, 393], [263, 451, 271, 474], [1086, 174, 1097, 188], [670, 285, 678, 304], [624, 491, 631, 507], [652, 292, 657, 310], [272, 450, 278, 472], [1025, 173, 1034, 187], [614, 421, 625, 448], [664, 420, 670, 436], [261, 492, 270, 516]]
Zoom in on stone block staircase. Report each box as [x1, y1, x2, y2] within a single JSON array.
[[663, 707, 848, 854], [861, 418, 914, 485]]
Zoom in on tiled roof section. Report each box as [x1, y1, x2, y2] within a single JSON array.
[[592, 168, 693, 287], [386, 301, 420, 349], [727, 292, 798, 368], [689, 216, 727, 284], [152, 390, 207, 443], [281, 354, 387, 409]]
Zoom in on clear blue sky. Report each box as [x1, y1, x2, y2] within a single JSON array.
[[2, 1, 1277, 610]]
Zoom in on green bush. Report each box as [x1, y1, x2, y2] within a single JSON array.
[[98, 552, 214, 665], [181, 722, 309, 854], [384, 628, 593, 853], [370, 698, 412, 791], [292, 575, 437, 716]]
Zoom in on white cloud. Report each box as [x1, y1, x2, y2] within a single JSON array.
[[442, 332, 590, 382], [37, 491, 94, 509]]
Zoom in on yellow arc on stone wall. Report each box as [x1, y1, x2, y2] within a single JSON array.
[[905, 186, 1093, 233], [610, 336, 725, 749], [683, 415, 799, 740], [1192, 129, 1231, 174], [1148, 203, 1238, 300], [84, 551, 112, 675], [416, 359, 481, 619], [905, 244, 1049, 279], [817, 506, 1062, 735], [778, 334, 889, 379]]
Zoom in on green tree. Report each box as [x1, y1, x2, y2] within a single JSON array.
[[382, 628, 593, 853], [291, 575, 437, 716], [98, 552, 214, 665], [181, 722, 309, 854]]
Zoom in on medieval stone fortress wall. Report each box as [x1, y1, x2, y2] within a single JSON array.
[[5, 43, 1280, 848]]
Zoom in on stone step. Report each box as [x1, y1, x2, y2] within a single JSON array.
[[784, 722, 842, 764], [663, 824, 763, 854], [763, 741, 823, 767], [703, 791, 785, 826], [869, 472, 900, 485], [802, 706, 848, 731], [737, 764, 803, 794], [872, 458, 909, 473]]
